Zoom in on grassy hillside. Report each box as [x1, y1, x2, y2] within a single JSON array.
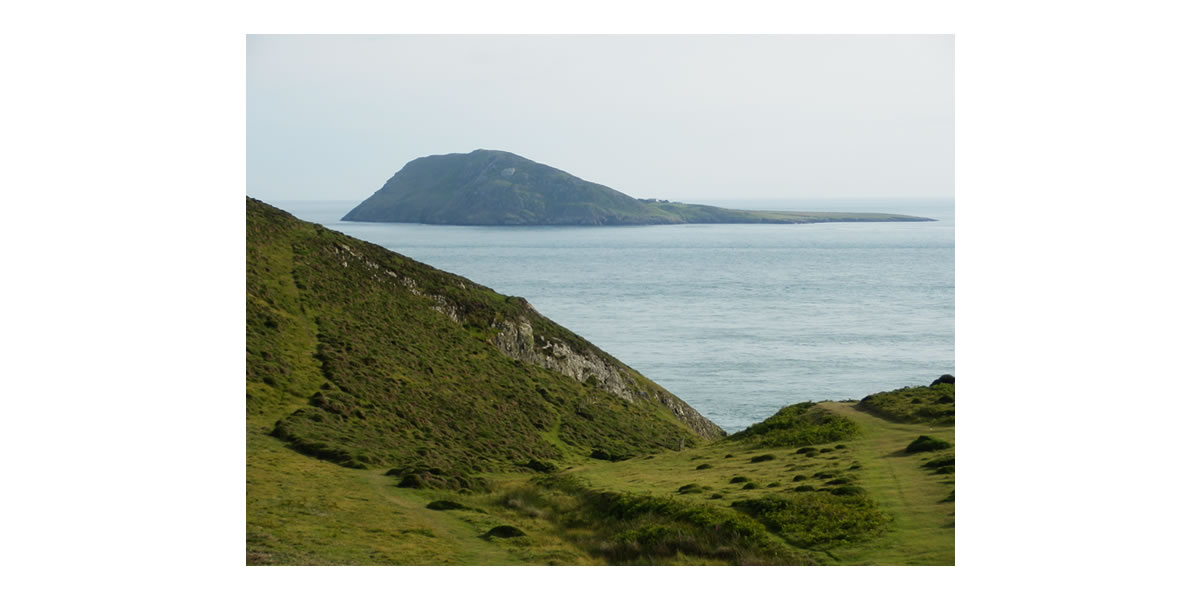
[[247, 197, 953, 565], [342, 149, 934, 225], [248, 198, 719, 479], [858, 376, 956, 425]]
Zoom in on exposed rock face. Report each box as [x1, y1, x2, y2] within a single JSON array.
[[493, 306, 726, 441]]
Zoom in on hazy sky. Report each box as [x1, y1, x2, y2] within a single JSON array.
[[247, 35, 952, 204]]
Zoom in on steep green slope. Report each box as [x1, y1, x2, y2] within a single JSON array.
[[248, 197, 722, 486], [342, 149, 935, 225]]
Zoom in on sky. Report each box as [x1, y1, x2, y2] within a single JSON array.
[[247, 35, 953, 204]]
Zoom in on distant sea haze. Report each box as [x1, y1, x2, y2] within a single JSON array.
[[276, 198, 954, 433]]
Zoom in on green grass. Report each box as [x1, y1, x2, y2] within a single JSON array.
[[247, 198, 954, 565]]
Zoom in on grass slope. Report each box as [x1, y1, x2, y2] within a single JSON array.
[[858, 377, 956, 425], [342, 149, 934, 225], [247, 197, 715, 480]]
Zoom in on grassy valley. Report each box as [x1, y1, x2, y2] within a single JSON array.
[[247, 198, 954, 565]]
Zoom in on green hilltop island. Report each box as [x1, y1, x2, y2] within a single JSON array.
[[248, 197, 954, 565], [341, 149, 936, 226]]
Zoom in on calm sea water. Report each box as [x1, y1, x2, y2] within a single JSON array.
[[269, 198, 954, 433]]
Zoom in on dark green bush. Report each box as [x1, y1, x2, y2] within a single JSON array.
[[742, 482, 760, 490], [696, 463, 714, 470], [792, 474, 808, 482], [905, 435, 952, 453], [750, 454, 776, 463], [483, 525, 525, 538], [829, 485, 867, 497], [526, 458, 558, 473], [426, 500, 469, 511], [730, 476, 749, 484]]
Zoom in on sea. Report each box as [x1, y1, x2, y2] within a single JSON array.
[[267, 198, 954, 434]]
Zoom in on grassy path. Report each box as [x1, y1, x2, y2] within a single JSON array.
[[820, 402, 954, 565]]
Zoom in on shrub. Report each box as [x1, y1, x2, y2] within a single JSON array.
[[426, 500, 469, 511], [767, 482, 781, 488], [834, 444, 847, 449], [813, 471, 837, 479], [905, 436, 952, 453], [742, 482, 760, 490], [696, 463, 714, 470], [730, 476, 749, 484], [678, 483, 703, 494], [792, 474, 808, 482], [750, 454, 776, 463], [924, 456, 957, 471], [525, 458, 558, 473], [793, 485, 815, 492], [483, 525, 525, 538], [829, 485, 867, 497]]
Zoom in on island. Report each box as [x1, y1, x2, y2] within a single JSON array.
[[341, 149, 935, 226]]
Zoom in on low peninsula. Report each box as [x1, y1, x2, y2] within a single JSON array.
[[342, 149, 935, 226]]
